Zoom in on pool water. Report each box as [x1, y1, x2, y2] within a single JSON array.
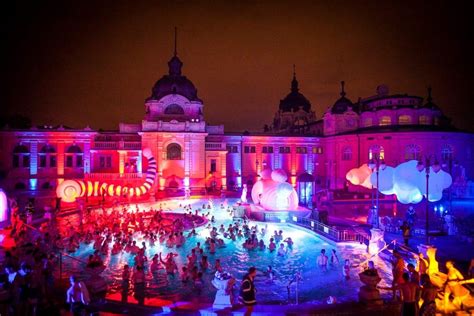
[[62, 198, 393, 304]]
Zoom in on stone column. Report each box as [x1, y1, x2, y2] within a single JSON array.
[[57, 141, 65, 177]]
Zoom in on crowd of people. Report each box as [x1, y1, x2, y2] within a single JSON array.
[[1, 199, 473, 316]]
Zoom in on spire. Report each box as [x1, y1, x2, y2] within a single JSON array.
[[340, 81, 346, 97], [168, 27, 183, 76], [174, 26, 178, 56], [427, 85, 432, 103], [291, 64, 299, 92]]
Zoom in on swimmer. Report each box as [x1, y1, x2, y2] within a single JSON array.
[[330, 249, 339, 265], [269, 238, 276, 252], [317, 249, 328, 271], [277, 243, 286, 256], [284, 237, 293, 248]]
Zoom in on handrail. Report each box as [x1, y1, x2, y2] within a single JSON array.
[[288, 215, 368, 243]]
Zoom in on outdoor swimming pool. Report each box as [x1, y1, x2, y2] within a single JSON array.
[[62, 198, 394, 305]]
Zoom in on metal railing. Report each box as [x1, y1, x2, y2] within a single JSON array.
[[288, 215, 367, 243]]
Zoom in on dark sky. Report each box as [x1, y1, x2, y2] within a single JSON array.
[[2, 1, 473, 132]]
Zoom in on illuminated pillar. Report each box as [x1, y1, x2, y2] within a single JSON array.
[[57, 141, 65, 177], [157, 138, 164, 190], [274, 150, 279, 169], [137, 150, 142, 174], [30, 141, 38, 176], [83, 141, 91, 174], [220, 151, 227, 190], [118, 150, 126, 175], [184, 135, 191, 191]]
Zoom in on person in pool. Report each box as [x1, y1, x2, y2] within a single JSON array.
[[317, 249, 328, 271], [277, 243, 286, 256], [269, 238, 276, 252]]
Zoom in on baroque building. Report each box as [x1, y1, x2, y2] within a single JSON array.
[[1, 46, 474, 206]]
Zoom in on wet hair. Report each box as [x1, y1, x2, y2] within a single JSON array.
[[321, 249, 326, 254], [248, 267, 257, 274], [407, 263, 415, 269]]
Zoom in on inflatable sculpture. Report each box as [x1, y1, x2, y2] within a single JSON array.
[[346, 160, 452, 204], [56, 148, 157, 202], [251, 168, 299, 210], [211, 271, 235, 309]]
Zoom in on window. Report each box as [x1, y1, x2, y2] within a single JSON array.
[[342, 147, 352, 161], [369, 145, 385, 160], [441, 145, 453, 161], [210, 159, 217, 173], [262, 146, 273, 153], [279, 146, 290, 154], [419, 115, 430, 125], [244, 146, 255, 154], [379, 116, 391, 126], [404, 144, 421, 161], [226, 145, 238, 153], [296, 146, 307, 154], [164, 104, 184, 115], [65, 145, 83, 168], [99, 156, 112, 168], [262, 146, 274, 153], [39, 144, 57, 168], [398, 115, 412, 125], [166, 143, 182, 160], [12, 144, 29, 168], [363, 117, 373, 127], [312, 146, 323, 154]]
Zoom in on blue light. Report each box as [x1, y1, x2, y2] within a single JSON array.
[[29, 179, 37, 190]]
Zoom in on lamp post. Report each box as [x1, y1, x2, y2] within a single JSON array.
[[368, 156, 386, 229], [417, 157, 441, 244], [442, 157, 455, 214]]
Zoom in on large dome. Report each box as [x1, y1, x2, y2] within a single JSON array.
[[329, 81, 354, 114], [279, 74, 312, 113], [147, 55, 202, 102]]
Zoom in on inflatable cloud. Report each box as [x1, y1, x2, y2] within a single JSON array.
[[346, 164, 373, 189], [251, 169, 299, 210], [347, 160, 452, 204]]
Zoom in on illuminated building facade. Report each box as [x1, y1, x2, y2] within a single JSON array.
[[1, 50, 473, 204]]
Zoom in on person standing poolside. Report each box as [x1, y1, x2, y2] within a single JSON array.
[[239, 267, 257, 316], [66, 275, 89, 316], [419, 274, 438, 316]]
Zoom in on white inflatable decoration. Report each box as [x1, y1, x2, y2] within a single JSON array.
[[0, 189, 8, 222], [251, 168, 299, 210], [211, 271, 233, 309], [347, 160, 452, 204], [346, 164, 373, 189]]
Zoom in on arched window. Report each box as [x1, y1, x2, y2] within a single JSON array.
[[363, 117, 373, 127], [164, 104, 184, 115], [405, 144, 421, 161], [65, 145, 83, 168], [441, 144, 453, 162], [419, 115, 430, 125], [398, 115, 412, 125], [12, 144, 30, 168], [369, 145, 385, 160], [342, 147, 352, 161], [379, 116, 391, 126], [166, 143, 182, 160], [39, 144, 57, 168]]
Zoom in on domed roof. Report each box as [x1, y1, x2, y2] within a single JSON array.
[[279, 71, 312, 113], [330, 81, 354, 114], [147, 54, 202, 102], [423, 86, 439, 110]]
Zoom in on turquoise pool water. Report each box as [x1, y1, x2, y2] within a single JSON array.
[[62, 198, 393, 304]]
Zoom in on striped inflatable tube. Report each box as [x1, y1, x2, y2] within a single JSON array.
[[56, 148, 157, 203]]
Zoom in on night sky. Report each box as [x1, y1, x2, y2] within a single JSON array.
[[2, 1, 473, 132]]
